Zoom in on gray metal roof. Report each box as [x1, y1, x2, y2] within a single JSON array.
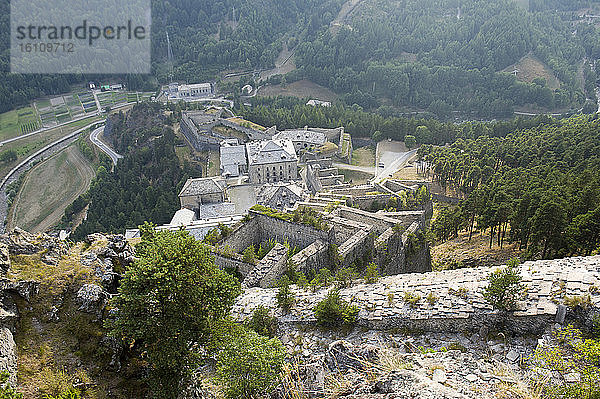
[[179, 177, 224, 197], [246, 139, 297, 166], [274, 130, 327, 145]]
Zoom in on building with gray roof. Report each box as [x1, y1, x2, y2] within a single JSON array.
[[246, 139, 298, 183], [220, 142, 247, 177], [179, 177, 226, 209]]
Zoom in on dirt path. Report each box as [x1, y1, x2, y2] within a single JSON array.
[[8, 145, 95, 233], [329, 0, 364, 33]]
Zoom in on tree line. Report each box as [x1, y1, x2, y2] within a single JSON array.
[[425, 115, 600, 258]]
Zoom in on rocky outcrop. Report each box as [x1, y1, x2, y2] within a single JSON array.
[[76, 284, 108, 316], [0, 327, 16, 387], [82, 233, 136, 294], [0, 228, 69, 265]]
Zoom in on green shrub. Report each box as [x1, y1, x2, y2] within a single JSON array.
[[242, 245, 256, 264], [483, 258, 523, 311], [0, 371, 23, 398], [314, 290, 359, 328], [365, 262, 379, 284], [216, 330, 286, 399], [309, 268, 333, 291], [564, 294, 592, 310], [531, 326, 600, 399], [403, 291, 421, 308], [245, 306, 278, 338], [276, 277, 295, 312], [426, 292, 438, 305], [334, 267, 358, 289]]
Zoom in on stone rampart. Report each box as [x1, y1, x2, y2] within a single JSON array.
[[233, 256, 600, 335], [214, 253, 255, 277], [290, 240, 329, 276], [242, 243, 288, 288]]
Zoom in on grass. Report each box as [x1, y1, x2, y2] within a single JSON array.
[[351, 146, 375, 167], [502, 53, 561, 90], [336, 168, 372, 185], [226, 117, 266, 131], [9, 146, 95, 233], [0, 107, 41, 141]]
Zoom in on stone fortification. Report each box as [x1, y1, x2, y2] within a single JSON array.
[[233, 255, 600, 335]]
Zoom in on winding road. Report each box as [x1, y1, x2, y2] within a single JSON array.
[[90, 126, 122, 166], [371, 149, 418, 183]]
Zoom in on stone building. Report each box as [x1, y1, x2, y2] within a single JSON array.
[[246, 139, 298, 183], [273, 128, 327, 153], [179, 177, 226, 209], [256, 182, 306, 210], [220, 141, 247, 177]]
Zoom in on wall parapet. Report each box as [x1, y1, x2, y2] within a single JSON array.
[[233, 256, 600, 335]]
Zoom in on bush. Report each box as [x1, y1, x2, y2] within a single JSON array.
[[309, 268, 333, 291], [276, 277, 295, 312], [245, 306, 278, 338], [0, 371, 23, 398], [403, 291, 421, 308], [531, 326, 600, 399], [242, 245, 256, 264], [334, 267, 358, 289], [217, 330, 286, 399], [314, 290, 358, 328], [483, 258, 523, 311], [365, 262, 379, 283]]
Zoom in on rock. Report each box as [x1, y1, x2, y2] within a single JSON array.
[[85, 233, 106, 244], [465, 373, 478, 382], [0, 245, 10, 277], [0, 279, 39, 301], [506, 349, 519, 363], [369, 370, 465, 398], [99, 336, 123, 372], [555, 304, 567, 324], [432, 368, 447, 383], [325, 340, 378, 372], [564, 372, 580, 383], [0, 327, 17, 387], [76, 284, 107, 314]]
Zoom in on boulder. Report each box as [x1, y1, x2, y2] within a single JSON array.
[[76, 284, 107, 314], [0, 327, 17, 387], [0, 244, 9, 277], [325, 340, 379, 372]]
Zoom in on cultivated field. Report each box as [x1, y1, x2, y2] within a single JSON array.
[[0, 107, 41, 141], [258, 80, 338, 102], [8, 146, 95, 233]]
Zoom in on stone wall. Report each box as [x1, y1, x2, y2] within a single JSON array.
[[220, 212, 333, 254], [213, 253, 255, 277], [242, 243, 288, 288], [305, 164, 323, 194], [290, 240, 329, 276], [232, 256, 600, 335]]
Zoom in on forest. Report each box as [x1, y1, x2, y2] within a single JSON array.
[[237, 96, 555, 144], [425, 115, 600, 258], [66, 103, 197, 240], [291, 0, 600, 117]]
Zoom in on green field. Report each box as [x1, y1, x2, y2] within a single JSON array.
[[0, 107, 41, 141]]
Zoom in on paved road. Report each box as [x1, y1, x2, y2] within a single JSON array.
[[90, 126, 122, 165], [371, 149, 418, 183], [333, 162, 375, 174], [0, 113, 100, 146]]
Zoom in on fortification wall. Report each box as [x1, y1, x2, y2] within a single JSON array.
[[290, 240, 329, 276], [219, 216, 261, 253], [213, 253, 255, 277], [233, 256, 600, 335], [306, 164, 323, 194], [243, 243, 288, 288]]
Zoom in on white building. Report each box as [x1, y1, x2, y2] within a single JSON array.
[[178, 83, 213, 98], [220, 141, 247, 177]]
